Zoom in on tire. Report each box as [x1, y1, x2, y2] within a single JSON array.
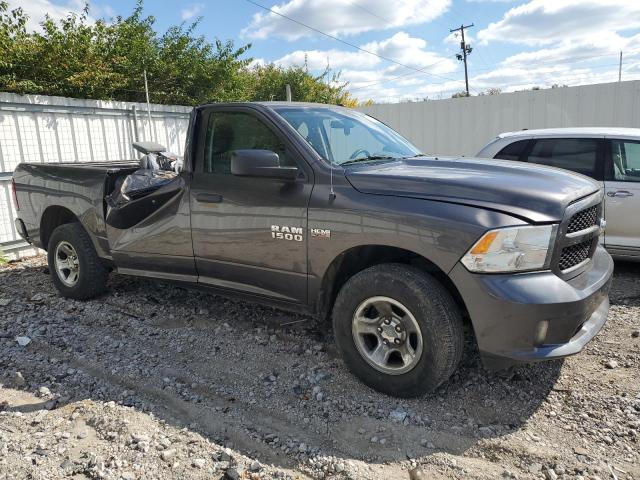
[[332, 263, 464, 397], [47, 223, 109, 300]]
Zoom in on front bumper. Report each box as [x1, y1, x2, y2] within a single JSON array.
[[450, 245, 613, 370]]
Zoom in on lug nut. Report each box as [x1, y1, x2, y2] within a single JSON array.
[[395, 326, 402, 332], [383, 339, 389, 345], [394, 338, 401, 345], [377, 327, 383, 333], [383, 318, 391, 325]]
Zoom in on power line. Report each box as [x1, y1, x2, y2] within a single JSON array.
[[372, 60, 638, 103], [244, 0, 460, 84], [350, 48, 640, 94], [349, 56, 462, 92], [345, 0, 392, 26]]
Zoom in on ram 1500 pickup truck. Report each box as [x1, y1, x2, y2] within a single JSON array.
[[12, 102, 613, 397]]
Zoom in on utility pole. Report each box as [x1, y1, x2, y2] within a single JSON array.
[[619, 51, 623, 82], [450, 23, 474, 96]]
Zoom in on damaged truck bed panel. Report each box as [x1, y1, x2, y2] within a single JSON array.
[[13, 161, 139, 259], [12, 101, 613, 397]]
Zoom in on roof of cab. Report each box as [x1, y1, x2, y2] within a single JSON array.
[[197, 101, 347, 110], [255, 101, 342, 108], [498, 127, 640, 139]]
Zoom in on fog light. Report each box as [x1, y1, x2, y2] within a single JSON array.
[[534, 320, 549, 346]]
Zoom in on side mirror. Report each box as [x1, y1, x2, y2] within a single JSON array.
[[231, 150, 299, 180]]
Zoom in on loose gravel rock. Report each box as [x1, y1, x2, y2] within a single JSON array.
[[0, 256, 638, 479]]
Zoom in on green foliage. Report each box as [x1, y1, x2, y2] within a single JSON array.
[[478, 87, 502, 96], [247, 62, 350, 105], [0, 1, 357, 106]]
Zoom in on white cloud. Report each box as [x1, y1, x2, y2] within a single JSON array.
[[275, 49, 380, 70], [248, 58, 267, 69], [180, 3, 204, 21], [5, 0, 97, 30], [501, 33, 640, 69], [478, 0, 640, 46], [273, 32, 457, 79], [443, 30, 474, 46], [242, 0, 451, 41], [271, 32, 461, 102], [362, 32, 457, 72]]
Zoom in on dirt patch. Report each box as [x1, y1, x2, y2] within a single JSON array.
[[0, 256, 638, 479]]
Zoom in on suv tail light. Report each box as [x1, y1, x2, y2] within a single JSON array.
[[11, 178, 19, 210]]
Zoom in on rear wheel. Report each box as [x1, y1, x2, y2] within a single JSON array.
[[47, 223, 109, 300], [332, 263, 464, 397]]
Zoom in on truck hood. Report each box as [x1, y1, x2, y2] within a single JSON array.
[[345, 157, 601, 223]]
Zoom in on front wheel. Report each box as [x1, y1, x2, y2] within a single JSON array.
[[332, 264, 464, 397], [47, 223, 109, 300]]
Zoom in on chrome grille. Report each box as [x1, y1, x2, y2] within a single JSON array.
[[566, 205, 598, 234], [559, 238, 592, 271]]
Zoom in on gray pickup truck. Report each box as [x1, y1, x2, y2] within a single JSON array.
[[12, 102, 613, 397]]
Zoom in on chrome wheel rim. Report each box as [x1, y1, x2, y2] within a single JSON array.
[[351, 296, 423, 375], [55, 241, 80, 287]]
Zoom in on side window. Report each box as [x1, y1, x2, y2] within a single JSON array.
[[495, 139, 529, 161], [610, 140, 640, 182], [204, 111, 294, 174], [525, 138, 599, 179]]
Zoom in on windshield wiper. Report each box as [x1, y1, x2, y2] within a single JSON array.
[[339, 155, 398, 166]]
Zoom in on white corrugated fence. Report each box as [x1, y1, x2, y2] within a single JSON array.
[[3, 80, 640, 258], [358, 80, 640, 157]]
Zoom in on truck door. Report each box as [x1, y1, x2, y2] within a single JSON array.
[[604, 138, 640, 255], [189, 106, 312, 303]]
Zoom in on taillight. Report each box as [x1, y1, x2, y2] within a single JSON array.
[[11, 178, 19, 211]]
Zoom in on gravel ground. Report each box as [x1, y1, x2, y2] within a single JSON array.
[[0, 256, 638, 480]]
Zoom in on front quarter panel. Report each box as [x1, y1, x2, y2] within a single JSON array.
[[307, 178, 529, 303]]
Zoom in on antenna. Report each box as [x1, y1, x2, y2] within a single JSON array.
[[330, 164, 336, 199], [328, 121, 336, 200]]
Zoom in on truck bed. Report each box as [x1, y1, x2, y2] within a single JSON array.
[[13, 161, 141, 251]]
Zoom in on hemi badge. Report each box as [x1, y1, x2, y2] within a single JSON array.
[[311, 228, 331, 238]]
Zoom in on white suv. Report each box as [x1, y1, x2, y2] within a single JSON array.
[[478, 128, 640, 261]]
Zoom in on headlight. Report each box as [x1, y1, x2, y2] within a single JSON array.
[[461, 225, 557, 273]]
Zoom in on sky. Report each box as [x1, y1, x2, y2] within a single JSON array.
[[10, 0, 640, 103]]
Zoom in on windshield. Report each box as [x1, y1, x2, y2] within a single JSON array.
[[273, 106, 421, 165]]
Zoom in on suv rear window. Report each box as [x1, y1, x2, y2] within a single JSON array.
[[495, 139, 529, 161], [525, 138, 600, 179]]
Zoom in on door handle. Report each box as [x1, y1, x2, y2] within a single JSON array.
[[607, 190, 634, 198], [195, 193, 223, 203]]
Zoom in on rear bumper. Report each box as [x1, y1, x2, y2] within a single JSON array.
[[14, 218, 31, 244], [450, 245, 613, 370]]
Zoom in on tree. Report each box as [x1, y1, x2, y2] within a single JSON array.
[[246, 63, 350, 105], [479, 87, 502, 96], [0, 1, 363, 106]]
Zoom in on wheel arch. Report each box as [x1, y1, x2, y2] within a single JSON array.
[[315, 244, 468, 321], [40, 205, 80, 251]]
